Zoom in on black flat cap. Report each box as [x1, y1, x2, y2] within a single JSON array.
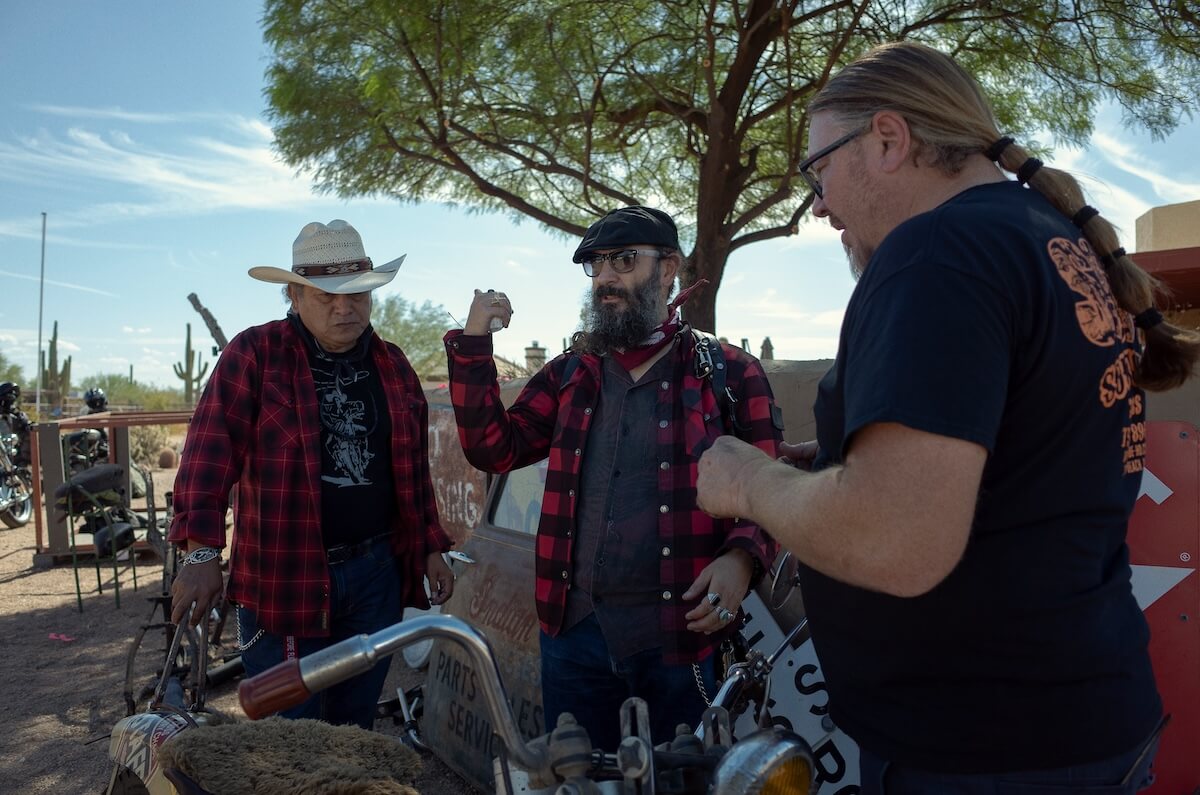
[[572, 206, 680, 263]]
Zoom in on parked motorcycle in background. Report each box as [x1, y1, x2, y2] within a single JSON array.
[[0, 381, 34, 529], [65, 387, 147, 498]]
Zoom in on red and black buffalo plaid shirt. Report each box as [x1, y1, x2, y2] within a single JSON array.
[[445, 328, 781, 664], [170, 319, 451, 637]]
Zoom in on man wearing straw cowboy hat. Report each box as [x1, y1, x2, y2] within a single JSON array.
[[170, 219, 454, 728]]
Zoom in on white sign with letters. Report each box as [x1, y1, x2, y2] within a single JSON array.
[[737, 593, 862, 794]]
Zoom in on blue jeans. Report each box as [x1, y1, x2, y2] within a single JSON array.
[[237, 535, 401, 729], [859, 734, 1160, 794], [540, 613, 716, 751]]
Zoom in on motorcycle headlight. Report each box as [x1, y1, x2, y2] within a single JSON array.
[[710, 728, 814, 795]]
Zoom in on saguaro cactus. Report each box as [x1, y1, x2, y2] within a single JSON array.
[[39, 321, 72, 415], [173, 323, 209, 406]]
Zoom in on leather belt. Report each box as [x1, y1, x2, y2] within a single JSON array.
[[326, 532, 392, 565]]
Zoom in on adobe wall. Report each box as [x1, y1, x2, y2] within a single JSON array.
[[759, 359, 1200, 432], [1137, 199, 1200, 252]]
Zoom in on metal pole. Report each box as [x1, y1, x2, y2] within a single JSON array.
[[35, 212, 46, 416]]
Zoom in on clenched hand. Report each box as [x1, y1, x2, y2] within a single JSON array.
[[696, 436, 773, 521]]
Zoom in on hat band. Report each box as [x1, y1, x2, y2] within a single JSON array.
[[293, 257, 373, 278]]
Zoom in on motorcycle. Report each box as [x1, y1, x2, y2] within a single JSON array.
[[0, 408, 34, 529], [63, 426, 109, 476], [102, 612, 815, 795]]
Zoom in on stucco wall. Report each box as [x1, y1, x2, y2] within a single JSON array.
[[1136, 199, 1200, 252]]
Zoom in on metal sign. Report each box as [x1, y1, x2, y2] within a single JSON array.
[[1128, 421, 1199, 794]]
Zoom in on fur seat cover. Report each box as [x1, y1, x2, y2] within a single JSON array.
[[158, 717, 422, 795]]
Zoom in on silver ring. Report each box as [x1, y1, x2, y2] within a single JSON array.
[[716, 606, 733, 623], [706, 592, 721, 606]]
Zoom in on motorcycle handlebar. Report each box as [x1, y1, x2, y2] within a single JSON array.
[[237, 615, 548, 774], [238, 659, 308, 719]]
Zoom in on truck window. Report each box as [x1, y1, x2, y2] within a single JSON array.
[[489, 458, 548, 536]]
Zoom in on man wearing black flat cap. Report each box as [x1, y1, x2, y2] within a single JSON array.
[[443, 205, 782, 751]]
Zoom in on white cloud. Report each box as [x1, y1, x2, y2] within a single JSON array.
[[1090, 133, 1200, 204], [1057, 131, 1200, 246], [772, 218, 842, 250], [0, 113, 322, 237], [808, 308, 846, 327], [503, 258, 532, 276], [29, 104, 243, 126], [0, 269, 119, 298]]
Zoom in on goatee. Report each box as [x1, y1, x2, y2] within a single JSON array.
[[844, 238, 876, 281]]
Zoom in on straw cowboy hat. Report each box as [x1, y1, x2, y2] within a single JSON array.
[[248, 219, 404, 294]]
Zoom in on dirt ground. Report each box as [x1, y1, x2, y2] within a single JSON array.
[[0, 465, 482, 795]]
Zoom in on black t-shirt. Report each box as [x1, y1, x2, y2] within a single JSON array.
[[804, 181, 1160, 772], [291, 317, 397, 548]]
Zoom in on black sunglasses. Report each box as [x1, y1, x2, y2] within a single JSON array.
[[798, 128, 866, 198]]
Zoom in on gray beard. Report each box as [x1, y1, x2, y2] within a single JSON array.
[[846, 243, 871, 281]]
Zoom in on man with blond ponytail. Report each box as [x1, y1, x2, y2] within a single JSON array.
[[697, 41, 1199, 793]]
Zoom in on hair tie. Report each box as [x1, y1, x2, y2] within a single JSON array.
[[1071, 205, 1099, 228], [1134, 307, 1164, 330], [984, 136, 1014, 162], [1099, 247, 1126, 270], [1016, 157, 1043, 185]]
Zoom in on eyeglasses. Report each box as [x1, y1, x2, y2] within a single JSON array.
[[798, 128, 866, 198], [580, 249, 664, 277]]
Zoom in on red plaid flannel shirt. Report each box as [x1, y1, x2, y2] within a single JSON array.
[[170, 319, 451, 637], [445, 329, 781, 664]]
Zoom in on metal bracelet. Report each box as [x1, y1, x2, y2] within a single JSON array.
[[181, 547, 222, 566]]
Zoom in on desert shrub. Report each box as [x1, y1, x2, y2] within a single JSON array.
[[129, 425, 171, 467]]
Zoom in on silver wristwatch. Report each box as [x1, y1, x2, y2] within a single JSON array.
[[181, 547, 222, 566]]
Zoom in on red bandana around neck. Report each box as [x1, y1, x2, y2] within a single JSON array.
[[609, 279, 709, 371]]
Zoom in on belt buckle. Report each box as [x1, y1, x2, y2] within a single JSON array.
[[327, 533, 387, 564], [326, 543, 354, 564]]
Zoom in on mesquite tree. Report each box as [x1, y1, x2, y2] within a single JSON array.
[[263, 0, 1199, 333]]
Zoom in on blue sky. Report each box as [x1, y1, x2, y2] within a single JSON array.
[[1, 2, 1197, 390]]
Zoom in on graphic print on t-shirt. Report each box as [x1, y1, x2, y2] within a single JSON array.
[[1048, 235, 1145, 473], [1047, 237, 1132, 348], [312, 362, 377, 487]]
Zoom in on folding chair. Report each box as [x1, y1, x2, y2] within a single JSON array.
[[54, 462, 139, 611]]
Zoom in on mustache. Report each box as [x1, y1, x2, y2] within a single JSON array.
[[594, 285, 630, 300]]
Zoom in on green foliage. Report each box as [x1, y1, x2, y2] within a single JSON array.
[[128, 424, 172, 468], [173, 323, 210, 407], [79, 373, 187, 412], [263, 0, 1200, 332], [370, 293, 453, 380], [0, 350, 23, 386]]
